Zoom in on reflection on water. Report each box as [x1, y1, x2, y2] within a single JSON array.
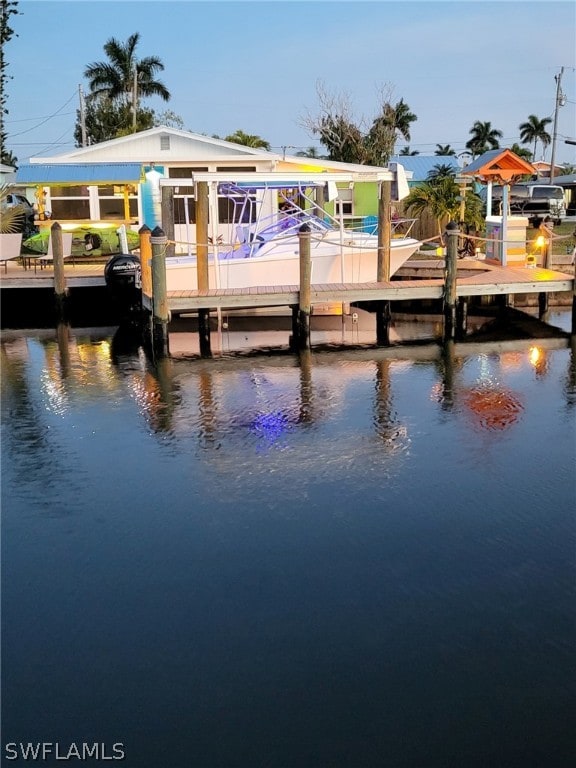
[[2, 317, 575, 768]]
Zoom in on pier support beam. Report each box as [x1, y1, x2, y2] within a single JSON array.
[[150, 226, 170, 358], [443, 221, 459, 340], [572, 257, 576, 335], [297, 224, 312, 349], [376, 179, 392, 346], [196, 180, 212, 358], [51, 222, 68, 322]]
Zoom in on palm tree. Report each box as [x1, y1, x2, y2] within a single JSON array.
[[224, 130, 271, 150], [508, 142, 533, 162], [435, 144, 456, 156], [399, 146, 419, 155], [295, 146, 326, 158], [427, 164, 456, 181], [404, 178, 460, 244], [519, 114, 552, 162], [84, 33, 170, 112], [465, 121, 503, 158], [366, 98, 417, 164]]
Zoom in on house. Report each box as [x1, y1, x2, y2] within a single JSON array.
[[16, 127, 411, 253], [387, 155, 460, 185]]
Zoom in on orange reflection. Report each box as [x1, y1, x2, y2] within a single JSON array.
[[462, 386, 524, 431]]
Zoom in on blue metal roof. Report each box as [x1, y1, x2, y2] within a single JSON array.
[[388, 155, 460, 183], [16, 163, 143, 184]]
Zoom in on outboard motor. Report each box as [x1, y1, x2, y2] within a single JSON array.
[[104, 253, 142, 321]]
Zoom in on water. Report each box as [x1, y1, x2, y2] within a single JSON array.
[[2, 316, 575, 768]]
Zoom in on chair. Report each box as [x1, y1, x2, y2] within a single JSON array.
[[0, 233, 23, 273], [32, 233, 74, 271]]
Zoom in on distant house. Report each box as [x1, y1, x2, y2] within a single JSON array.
[[16, 126, 411, 252], [388, 155, 460, 185]]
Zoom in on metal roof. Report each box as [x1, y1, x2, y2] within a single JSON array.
[[388, 155, 460, 182], [16, 163, 143, 184]]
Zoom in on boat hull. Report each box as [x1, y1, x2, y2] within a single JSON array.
[[165, 238, 420, 292]]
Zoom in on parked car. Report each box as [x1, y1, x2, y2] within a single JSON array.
[[488, 184, 567, 223], [1, 192, 36, 235]]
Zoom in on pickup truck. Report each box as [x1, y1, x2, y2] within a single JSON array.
[[488, 184, 566, 223]]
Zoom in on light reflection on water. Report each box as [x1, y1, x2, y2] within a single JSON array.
[[1, 317, 575, 768]]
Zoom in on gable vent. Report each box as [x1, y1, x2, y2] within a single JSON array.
[[160, 135, 170, 151]]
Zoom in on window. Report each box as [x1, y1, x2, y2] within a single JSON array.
[[168, 167, 208, 178], [216, 166, 256, 173], [336, 187, 354, 217], [48, 185, 90, 220]]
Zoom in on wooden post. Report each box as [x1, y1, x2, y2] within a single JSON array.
[[51, 222, 68, 321], [572, 256, 576, 335], [298, 223, 312, 349], [443, 221, 459, 340], [150, 226, 169, 357], [195, 180, 212, 357], [539, 236, 551, 317], [139, 225, 152, 305], [196, 181, 209, 291], [314, 185, 325, 218], [160, 185, 175, 259], [377, 180, 392, 282], [376, 180, 392, 346]]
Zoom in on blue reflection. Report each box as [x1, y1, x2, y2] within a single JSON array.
[[250, 410, 290, 445]]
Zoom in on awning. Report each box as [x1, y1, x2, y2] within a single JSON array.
[[16, 163, 143, 185]]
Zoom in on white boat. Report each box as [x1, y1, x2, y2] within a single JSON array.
[[164, 180, 420, 292]]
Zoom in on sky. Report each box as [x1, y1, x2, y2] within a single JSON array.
[[5, 0, 576, 166]]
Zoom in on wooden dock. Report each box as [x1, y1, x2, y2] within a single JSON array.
[[1, 257, 573, 324], [164, 262, 573, 315]]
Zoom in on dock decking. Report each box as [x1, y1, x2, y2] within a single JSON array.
[[1, 258, 573, 315], [165, 263, 573, 314]]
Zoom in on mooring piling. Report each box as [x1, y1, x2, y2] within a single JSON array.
[[150, 226, 169, 358], [443, 221, 459, 340], [376, 179, 392, 346], [195, 180, 212, 358], [51, 222, 68, 321], [297, 224, 312, 349]]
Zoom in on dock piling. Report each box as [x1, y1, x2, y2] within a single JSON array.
[[150, 226, 170, 358], [196, 180, 212, 358], [443, 221, 459, 340], [376, 180, 392, 346], [298, 224, 312, 349], [51, 222, 68, 321]]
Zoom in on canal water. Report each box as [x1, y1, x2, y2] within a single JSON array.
[[2, 314, 575, 768]]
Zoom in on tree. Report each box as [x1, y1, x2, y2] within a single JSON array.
[[74, 97, 155, 146], [399, 146, 419, 155], [78, 32, 170, 143], [301, 81, 417, 166], [519, 114, 552, 162], [223, 130, 270, 150], [295, 146, 326, 158], [427, 163, 456, 181], [508, 142, 533, 162], [153, 110, 184, 129], [465, 120, 503, 158], [404, 176, 483, 244], [0, 0, 19, 166], [435, 144, 456, 156], [366, 96, 417, 164]]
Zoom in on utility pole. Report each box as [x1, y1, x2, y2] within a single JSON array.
[[548, 66, 565, 184], [132, 67, 138, 133], [78, 84, 87, 147]]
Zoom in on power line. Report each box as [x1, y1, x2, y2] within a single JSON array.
[[9, 93, 77, 138]]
